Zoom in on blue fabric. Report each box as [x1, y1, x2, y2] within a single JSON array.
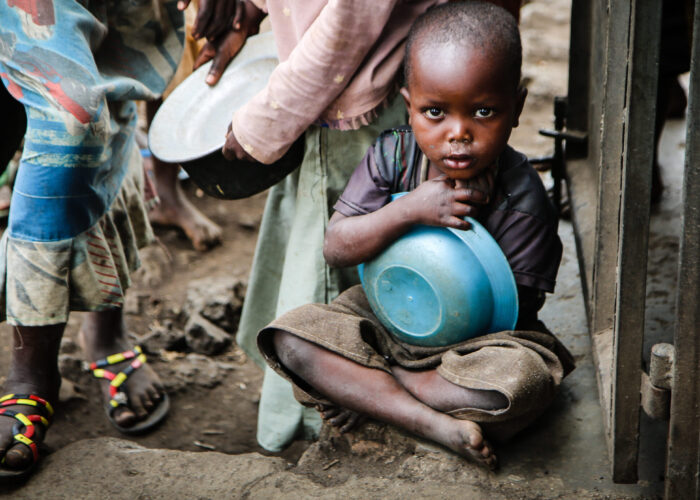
[[0, 0, 184, 241]]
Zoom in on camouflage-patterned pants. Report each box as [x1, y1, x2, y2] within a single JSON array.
[[0, 0, 184, 325]]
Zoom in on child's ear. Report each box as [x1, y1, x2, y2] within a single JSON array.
[[513, 85, 527, 128], [400, 87, 412, 124]]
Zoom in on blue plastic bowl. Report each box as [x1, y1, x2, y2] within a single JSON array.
[[358, 193, 518, 347]]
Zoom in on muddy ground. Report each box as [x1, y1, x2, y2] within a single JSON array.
[[2, 1, 647, 498]]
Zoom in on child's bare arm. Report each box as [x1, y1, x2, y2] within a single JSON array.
[[323, 175, 489, 267]]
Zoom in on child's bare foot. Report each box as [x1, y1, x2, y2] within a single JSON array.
[[148, 160, 222, 252], [440, 417, 498, 470], [79, 310, 167, 430], [315, 403, 365, 433], [149, 183, 223, 251]]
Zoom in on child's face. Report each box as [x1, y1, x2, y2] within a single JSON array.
[[401, 43, 526, 180]]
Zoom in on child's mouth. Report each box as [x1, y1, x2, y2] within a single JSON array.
[[443, 155, 474, 170]]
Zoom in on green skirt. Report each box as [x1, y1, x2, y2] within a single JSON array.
[[235, 95, 406, 451]]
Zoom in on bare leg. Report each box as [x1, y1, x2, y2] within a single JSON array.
[[145, 100, 222, 251], [0, 325, 63, 469], [391, 366, 508, 413], [79, 308, 165, 428], [272, 331, 497, 469]]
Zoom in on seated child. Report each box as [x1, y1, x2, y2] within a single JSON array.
[[257, 1, 575, 470]]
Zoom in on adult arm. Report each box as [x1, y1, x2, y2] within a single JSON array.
[[225, 0, 400, 163]]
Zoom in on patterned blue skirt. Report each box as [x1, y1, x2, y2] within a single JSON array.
[[0, 0, 184, 325]]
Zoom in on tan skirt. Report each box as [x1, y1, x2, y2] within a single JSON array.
[[258, 285, 575, 440]]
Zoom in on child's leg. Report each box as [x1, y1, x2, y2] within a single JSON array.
[[79, 307, 166, 427], [272, 330, 497, 469], [390, 366, 508, 413], [0, 324, 63, 469]]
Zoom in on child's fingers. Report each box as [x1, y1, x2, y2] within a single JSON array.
[[339, 413, 365, 434], [192, 0, 215, 39], [206, 47, 232, 86], [232, 0, 245, 31], [453, 187, 489, 204], [444, 215, 472, 230], [451, 200, 480, 218], [193, 42, 216, 71]]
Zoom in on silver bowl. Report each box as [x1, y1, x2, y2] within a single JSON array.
[[149, 32, 302, 199]]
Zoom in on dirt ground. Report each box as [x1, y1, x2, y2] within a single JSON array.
[[0, 0, 596, 497]]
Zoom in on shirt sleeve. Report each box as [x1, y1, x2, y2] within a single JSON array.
[[333, 143, 393, 217], [231, 0, 400, 164], [486, 209, 563, 293]]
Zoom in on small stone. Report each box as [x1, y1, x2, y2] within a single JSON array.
[[162, 353, 223, 391], [58, 378, 87, 403], [138, 325, 187, 354], [124, 293, 149, 315], [59, 337, 80, 355], [185, 313, 232, 355], [59, 354, 86, 382], [237, 216, 258, 230], [182, 278, 246, 334]]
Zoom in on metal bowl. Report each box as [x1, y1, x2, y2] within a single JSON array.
[[358, 193, 519, 347], [148, 31, 303, 199], [177, 138, 304, 199]]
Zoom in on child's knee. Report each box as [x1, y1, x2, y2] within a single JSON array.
[[271, 329, 308, 372]]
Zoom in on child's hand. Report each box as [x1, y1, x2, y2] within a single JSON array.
[[403, 174, 490, 230]]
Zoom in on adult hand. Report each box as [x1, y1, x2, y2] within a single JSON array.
[[178, 0, 242, 41], [222, 123, 256, 161], [193, 27, 249, 85], [190, 0, 266, 86]]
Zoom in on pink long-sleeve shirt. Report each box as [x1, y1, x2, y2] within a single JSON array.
[[231, 0, 444, 164]]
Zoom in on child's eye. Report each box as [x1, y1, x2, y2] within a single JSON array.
[[475, 108, 494, 118], [423, 107, 444, 119]]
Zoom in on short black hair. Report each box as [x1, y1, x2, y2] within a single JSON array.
[[404, 1, 522, 89]]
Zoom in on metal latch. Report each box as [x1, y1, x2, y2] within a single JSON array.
[[529, 96, 587, 216]]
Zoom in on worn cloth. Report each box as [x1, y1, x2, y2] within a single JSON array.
[[0, 0, 183, 325], [232, 0, 446, 164], [336, 127, 563, 294], [235, 95, 407, 451], [259, 285, 575, 440]]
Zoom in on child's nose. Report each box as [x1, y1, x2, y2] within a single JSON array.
[[448, 120, 473, 144]]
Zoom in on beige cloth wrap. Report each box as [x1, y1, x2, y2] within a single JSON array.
[[259, 285, 575, 440]]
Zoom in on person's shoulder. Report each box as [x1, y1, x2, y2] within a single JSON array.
[[495, 145, 558, 225], [371, 125, 420, 181]]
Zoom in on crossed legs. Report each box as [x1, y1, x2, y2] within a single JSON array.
[[271, 330, 504, 469]]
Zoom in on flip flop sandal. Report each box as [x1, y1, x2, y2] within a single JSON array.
[[0, 394, 54, 483], [89, 346, 170, 435]]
